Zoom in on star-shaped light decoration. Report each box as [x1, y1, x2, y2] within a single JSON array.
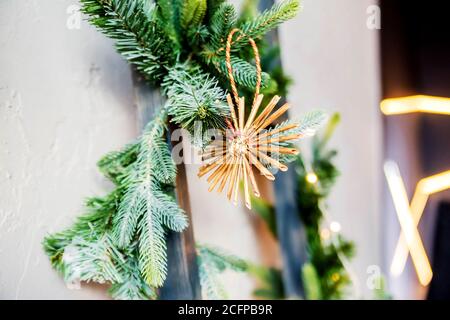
[[198, 93, 326, 209]]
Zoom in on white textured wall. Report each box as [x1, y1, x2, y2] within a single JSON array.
[[0, 0, 382, 299], [0, 0, 136, 299]]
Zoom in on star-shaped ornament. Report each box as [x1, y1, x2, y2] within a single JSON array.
[[198, 93, 304, 209]]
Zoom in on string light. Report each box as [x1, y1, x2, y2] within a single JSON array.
[[320, 228, 331, 240], [330, 221, 341, 233], [306, 172, 318, 184], [331, 273, 340, 282]]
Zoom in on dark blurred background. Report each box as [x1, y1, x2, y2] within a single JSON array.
[[381, 0, 450, 299]]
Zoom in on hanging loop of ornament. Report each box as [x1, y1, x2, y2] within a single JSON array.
[[225, 28, 262, 106], [198, 29, 303, 210]]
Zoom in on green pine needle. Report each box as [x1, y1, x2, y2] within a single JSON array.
[[61, 235, 124, 285], [181, 0, 207, 30], [110, 110, 188, 287], [301, 263, 322, 300], [80, 0, 176, 82], [235, 0, 301, 49], [209, 3, 237, 49], [97, 141, 139, 185], [156, 0, 181, 51], [215, 55, 271, 90], [197, 245, 248, 299], [163, 63, 229, 145]]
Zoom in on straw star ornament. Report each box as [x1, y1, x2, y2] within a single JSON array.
[[198, 29, 326, 209]]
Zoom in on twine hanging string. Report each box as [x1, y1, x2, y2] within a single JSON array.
[[225, 28, 262, 107]]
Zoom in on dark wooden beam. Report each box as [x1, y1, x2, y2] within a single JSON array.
[[131, 69, 201, 300], [259, 0, 308, 298]]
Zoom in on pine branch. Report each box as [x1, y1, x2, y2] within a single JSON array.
[[137, 195, 169, 287], [198, 253, 228, 299], [111, 169, 146, 249], [97, 141, 139, 185], [43, 190, 120, 272], [198, 245, 248, 272], [209, 3, 237, 49], [80, 0, 176, 82], [45, 107, 187, 292], [205, 0, 226, 22], [197, 244, 248, 299], [111, 111, 177, 246], [297, 110, 328, 137], [62, 235, 124, 285], [200, 1, 299, 100], [163, 63, 229, 145], [294, 114, 356, 299], [109, 252, 157, 300], [238, 0, 259, 24], [214, 55, 271, 90], [155, 0, 181, 51], [196, 244, 284, 300], [157, 192, 189, 232], [181, 0, 207, 30], [234, 0, 301, 50], [109, 110, 187, 287]]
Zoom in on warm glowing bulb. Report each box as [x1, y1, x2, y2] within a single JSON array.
[[306, 172, 318, 184], [380, 95, 450, 115], [331, 273, 340, 282], [320, 228, 330, 240], [330, 221, 341, 233]]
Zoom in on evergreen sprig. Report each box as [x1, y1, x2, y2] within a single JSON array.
[[260, 111, 327, 167], [162, 63, 229, 143], [80, 0, 176, 82], [62, 235, 124, 285], [181, 0, 207, 30], [111, 110, 188, 287], [43, 109, 186, 298], [197, 244, 284, 300], [215, 55, 271, 90], [201, 0, 300, 93], [197, 245, 248, 299], [109, 251, 157, 300], [155, 0, 181, 50], [233, 0, 300, 50], [209, 3, 237, 49], [97, 141, 139, 185]]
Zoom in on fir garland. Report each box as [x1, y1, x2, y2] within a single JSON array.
[[43, 0, 303, 300], [296, 114, 355, 300]]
